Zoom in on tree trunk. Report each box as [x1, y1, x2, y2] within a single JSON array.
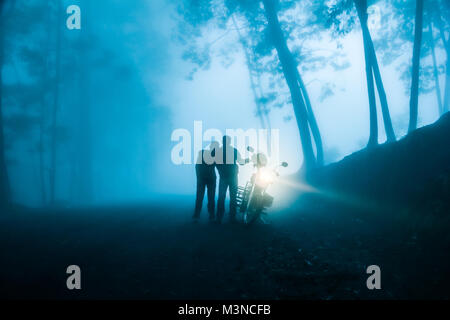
[[428, 20, 444, 115], [365, 34, 396, 141], [76, 0, 93, 204], [0, 0, 11, 207], [38, 2, 54, 206], [39, 101, 46, 205], [408, 0, 424, 132], [255, 73, 272, 132], [232, 15, 267, 130], [296, 72, 324, 165], [435, 13, 449, 113], [50, 0, 62, 204], [444, 54, 450, 113], [355, 0, 378, 147], [262, 0, 316, 170]]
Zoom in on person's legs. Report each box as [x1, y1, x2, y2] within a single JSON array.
[[206, 177, 216, 220], [193, 178, 206, 219], [229, 175, 238, 222], [217, 177, 228, 223]]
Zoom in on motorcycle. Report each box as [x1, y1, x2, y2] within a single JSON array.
[[236, 148, 288, 225]]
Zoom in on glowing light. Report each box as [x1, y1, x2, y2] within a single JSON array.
[[277, 178, 318, 194], [277, 177, 389, 214], [256, 169, 276, 187]]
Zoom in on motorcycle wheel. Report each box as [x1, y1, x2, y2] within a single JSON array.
[[243, 209, 261, 225]]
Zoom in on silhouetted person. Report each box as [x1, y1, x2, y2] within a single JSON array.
[[193, 142, 219, 222], [216, 136, 248, 223]]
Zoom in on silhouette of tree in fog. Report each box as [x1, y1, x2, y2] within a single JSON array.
[[1, 1, 73, 206], [399, 0, 450, 125], [262, 0, 316, 169], [409, 0, 447, 117], [0, 0, 11, 206], [71, 0, 93, 204], [435, 0, 449, 113], [354, 0, 448, 128], [231, 15, 271, 131], [49, 0, 63, 204], [426, 7, 444, 116], [408, 0, 424, 132], [2, 1, 48, 205], [321, 0, 396, 146], [0, 0, 174, 207]]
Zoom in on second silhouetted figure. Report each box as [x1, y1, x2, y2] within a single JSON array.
[[216, 136, 247, 223]]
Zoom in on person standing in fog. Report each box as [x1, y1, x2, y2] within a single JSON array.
[[216, 136, 248, 224], [193, 141, 219, 222]]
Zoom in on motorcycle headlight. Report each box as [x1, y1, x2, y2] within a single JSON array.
[[256, 169, 276, 187]]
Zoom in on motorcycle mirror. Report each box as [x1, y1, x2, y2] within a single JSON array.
[[247, 146, 255, 152], [281, 162, 289, 168]]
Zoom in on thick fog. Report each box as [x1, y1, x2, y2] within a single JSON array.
[[1, 0, 447, 206]]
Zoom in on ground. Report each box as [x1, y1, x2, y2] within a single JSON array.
[[1, 195, 449, 300]]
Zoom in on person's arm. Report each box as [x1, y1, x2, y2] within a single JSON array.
[[236, 149, 250, 165]]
